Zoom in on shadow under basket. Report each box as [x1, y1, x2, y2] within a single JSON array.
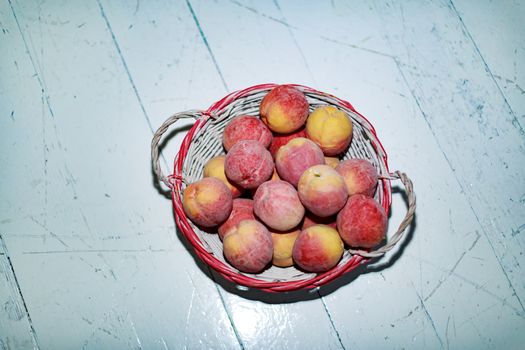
[[151, 83, 416, 293]]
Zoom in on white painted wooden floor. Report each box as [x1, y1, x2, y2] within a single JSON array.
[[1, 0, 524, 349]]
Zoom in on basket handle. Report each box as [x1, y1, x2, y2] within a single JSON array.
[[151, 110, 202, 189], [348, 171, 416, 258]]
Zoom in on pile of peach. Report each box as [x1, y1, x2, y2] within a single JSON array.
[[182, 85, 388, 274]]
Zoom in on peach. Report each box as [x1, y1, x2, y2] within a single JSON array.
[[324, 156, 340, 169], [337, 194, 387, 248], [268, 127, 307, 158], [218, 199, 255, 240], [306, 105, 353, 156], [249, 168, 280, 197], [225, 140, 274, 189], [336, 158, 378, 197], [302, 212, 337, 230], [298, 165, 348, 217], [292, 225, 344, 272], [182, 177, 233, 228], [222, 115, 272, 151], [260, 85, 309, 133], [253, 180, 305, 231], [203, 155, 243, 198], [275, 137, 325, 187], [223, 220, 273, 273], [271, 229, 300, 267]]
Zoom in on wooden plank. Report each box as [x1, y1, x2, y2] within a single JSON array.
[[371, 0, 525, 309], [452, 0, 525, 123], [97, 0, 345, 348], [0, 235, 38, 350], [0, 0, 241, 348]]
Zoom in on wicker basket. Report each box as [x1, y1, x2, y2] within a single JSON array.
[[151, 83, 415, 293]]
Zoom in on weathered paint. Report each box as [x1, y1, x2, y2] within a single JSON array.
[[1, 0, 524, 349]]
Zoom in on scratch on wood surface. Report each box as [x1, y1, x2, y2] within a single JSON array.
[[185, 0, 229, 92], [272, 0, 316, 85], [412, 283, 445, 349], [511, 223, 525, 237], [97, 326, 120, 340], [229, 0, 394, 60], [228, 0, 291, 27], [493, 74, 525, 95], [128, 315, 143, 349], [28, 215, 69, 248], [8, 0, 55, 118], [160, 337, 169, 350], [40, 94, 49, 214], [423, 232, 481, 303], [183, 288, 195, 346], [22, 248, 174, 255], [319, 293, 346, 350], [448, 0, 524, 136], [455, 301, 499, 329], [445, 315, 451, 350], [393, 54, 525, 314], [95, 0, 155, 133], [403, 253, 525, 319], [0, 233, 40, 349]]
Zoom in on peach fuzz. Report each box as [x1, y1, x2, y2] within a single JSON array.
[[225, 140, 274, 189], [302, 212, 337, 230], [268, 127, 306, 158], [223, 220, 273, 273], [292, 225, 344, 273], [298, 165, 348, 217], [336, 158, 378, 197], [182, 177, 233, 228], [324, 156, 340, 169], [203, 155, 243, 198], [254, 180, 305, 231], [218, 199, 255, 240], [275, 137, 325, 187], [249, 168, 280, 197], [306, 105, 353, 156], [271, 229, 300, 268], [337, 194, 388, 248], [222, 115, 272, 151], [260, 85, 309, 133]]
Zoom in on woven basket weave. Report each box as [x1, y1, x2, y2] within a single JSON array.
[[151, 83, 415, 293]]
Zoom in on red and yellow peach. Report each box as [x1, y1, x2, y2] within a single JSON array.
[[268, 127, 307, 158], [337, 194, 387, 248], [253, 180, 305, 231], [275, 137, 325, 187], [271, 229, 300, 268], [182, 177, 233, 228], [223, 220, 273, 273], [292, 225, 344, 272], [260, 85, 309, 133], [336, 158, 378, 197], [225, 140, 274, 189], [306, 106, 353, 156], [222, 115, 272, 151], [203, 155, 243, 198], [298, 165, 349, 217], [218, 199, 255, 240]]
